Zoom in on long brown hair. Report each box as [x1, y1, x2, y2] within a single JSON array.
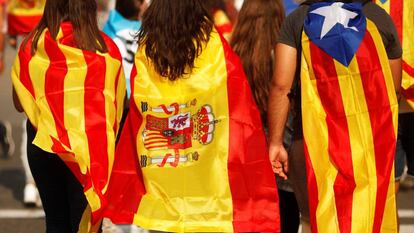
[[137, 0, 214, 81], [230, 0, 284, 118], [25, 0, 107, 54]]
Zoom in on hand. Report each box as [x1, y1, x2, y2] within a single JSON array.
[[269, 144, 289, 180]]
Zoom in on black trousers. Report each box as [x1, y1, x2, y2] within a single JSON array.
[[278, 189, 300, 233], [399, 113, 414, 176], [27, 121, 87, 233]]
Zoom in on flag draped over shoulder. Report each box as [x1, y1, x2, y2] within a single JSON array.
[[104, 30, 280, 233], [7, 0, 45, 35], [301, 2, 398, 233], [375, 0, 414, 108], [103, 9, 141, 98], [11, 22, 126, 231]]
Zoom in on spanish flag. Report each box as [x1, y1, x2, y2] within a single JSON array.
[[11, 22, 126, 230], [301, 2, 397, 233], [7, 0, 45, 36], [104, 30, 280, 232], [375, 0, 414, 108]]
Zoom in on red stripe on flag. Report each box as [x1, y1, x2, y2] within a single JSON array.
[[44, 31, 71, 149], [101, 34, 123, 132], [304, 142, 319, 233], [309, 42, 356, 233], [402, 87, 414, 102], [403, 60, 414, 78], [18, 39, 36, 98], [83, 50, 109, 191], [220, 34, 279, 232], [216, 24, 233, 35], [7, 14, 41, 35], [82, 50, 110, 224], [105, 79, 145, 223], [389, 0, 403, 43], [355, 32, 396, 233]]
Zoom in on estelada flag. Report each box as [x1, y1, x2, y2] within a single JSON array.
[[375, 0, 414, 108], [11, 22, 126, 231], [7, 0, 45, 36], [104, 29, 280, 232], [301, 2, 398, 233]]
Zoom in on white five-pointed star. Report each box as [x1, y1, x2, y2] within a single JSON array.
[[310, 2, 359, 39]]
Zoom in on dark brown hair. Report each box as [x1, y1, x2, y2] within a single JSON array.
[[137, 0, 214, 81], [230, 0, 284, 117], [25, 0, 107, 54], [116, 0, 144, 20]]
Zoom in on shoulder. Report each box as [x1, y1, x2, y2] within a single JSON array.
[[277, 5, 309, 49], [363, 2, 394, 29], [285, 5, 309, 28]]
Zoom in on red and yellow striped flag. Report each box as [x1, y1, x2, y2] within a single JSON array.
[[104, 30, 280, 232], [7, 0, 45, 36], [301, 2, 398, 233], [213, 9, 233, 42], [375, 0, 414, 108], [11, 22, 126, 231]]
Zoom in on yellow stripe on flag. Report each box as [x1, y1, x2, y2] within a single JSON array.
[[332, 51, 376, 233], [301, 32, 340, 233], [8, 0, 45, 16], [29, 32, 58, 151], [368, 20, 398, 233], [101, 53, 124, 193], [59, 33, 90, 175]]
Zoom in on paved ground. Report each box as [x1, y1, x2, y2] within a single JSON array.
[[0, 42, 413, 233]]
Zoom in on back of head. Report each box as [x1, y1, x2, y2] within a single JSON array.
[[230, 0, 284, 117], [137, 0, 214, 81], [26, 0, 107, 54], [204, 0, 228, 13]]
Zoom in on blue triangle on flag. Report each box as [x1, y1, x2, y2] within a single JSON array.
[[304, 2, 366, 67]]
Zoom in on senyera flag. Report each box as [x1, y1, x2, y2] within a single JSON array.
[[11, 22, 126, 232], [301, 2, 397, 233], [375, 0, 414, 108], [7, 0, 45, 36], [104, 29, 280, 232]]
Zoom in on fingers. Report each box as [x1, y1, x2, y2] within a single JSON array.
[[272, 161, 288, 180]]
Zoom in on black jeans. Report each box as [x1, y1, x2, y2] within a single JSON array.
[[399, 113, 414, 177], [27, 121, 87, 233]]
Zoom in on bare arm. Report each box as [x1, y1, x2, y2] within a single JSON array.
[[268, 43, 297, 179], [13, 88, 24, 112], [389, 58, 402, 99]]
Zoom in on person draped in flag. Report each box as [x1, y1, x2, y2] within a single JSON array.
[[268, 0, 402, 232], [230, 1, 302, 233], [104, 0, 280, 232], [11, 0, 126, 232]]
